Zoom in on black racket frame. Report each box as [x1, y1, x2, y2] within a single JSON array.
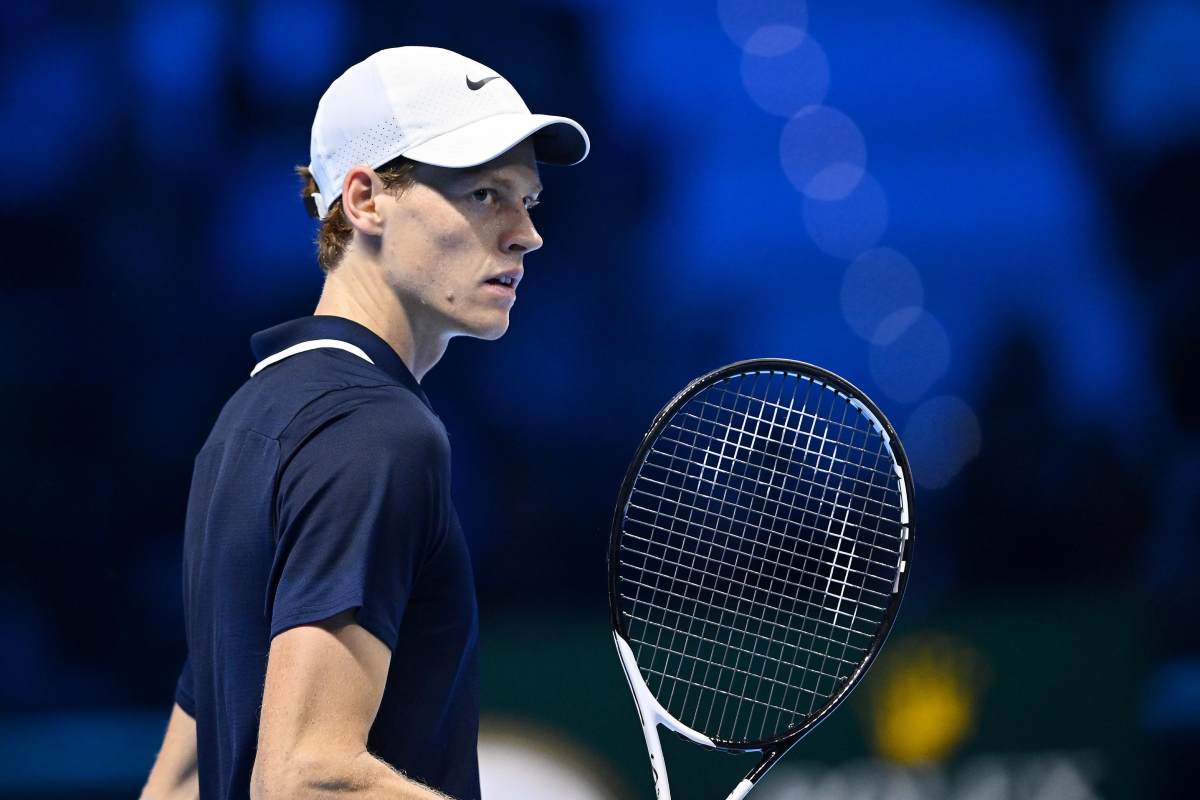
[[607, 358, 916, 771]]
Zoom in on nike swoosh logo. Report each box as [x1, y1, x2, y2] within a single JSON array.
[[466, 75, 501, 91]]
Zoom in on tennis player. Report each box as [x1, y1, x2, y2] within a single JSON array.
[[139, 46, 589, 800]]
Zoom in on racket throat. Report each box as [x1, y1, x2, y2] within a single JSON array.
[[745, 745, 785, 783], [725, 745, 787, 800], [613, 633, 674, 800]]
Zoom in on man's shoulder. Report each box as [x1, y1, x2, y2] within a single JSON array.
[[200, 351, 447, 473], [232, 346, 433, 426], [283, 381, 448, 462]]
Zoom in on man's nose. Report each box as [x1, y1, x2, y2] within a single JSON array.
[[501, 213, 543, 255]]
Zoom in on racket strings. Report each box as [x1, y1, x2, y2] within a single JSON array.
[[624, 544, 888, 638], [617, 370, 906, 745], [640, 441, 901, 547], [627, 482, 902, 573], [628, 388, 883, 738], [619, 583, 865, 676]]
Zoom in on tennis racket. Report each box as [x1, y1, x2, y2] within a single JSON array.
[[608, 359, 915, 800]]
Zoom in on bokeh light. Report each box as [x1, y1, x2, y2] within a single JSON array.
[[868, 308, 951, 403], [127, 1, 224, 99], [802, 172, 889, 259], [718, 0, 808, 54], [206, 141, 321, 303], [1094, 0, 1200, 151], [840, 247, 924, 341], [479, 720, 618, 800], [740, 29, 829, 117], [246, 0, 347, 102], [901, 395, 983, 489], [126, 1, 226, 165], [0, 37, 108, 205], [780, 105, 867, 200]]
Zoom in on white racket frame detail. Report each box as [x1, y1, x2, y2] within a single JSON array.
[[614, 633, 754, 800]]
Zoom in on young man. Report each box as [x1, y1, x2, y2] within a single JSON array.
[[140, 46, 589, 800]]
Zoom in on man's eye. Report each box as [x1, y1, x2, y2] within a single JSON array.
[[472, 188, 496, 204], [524, 198, 540, 212]]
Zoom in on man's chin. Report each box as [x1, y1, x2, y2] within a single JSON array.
[[462, 315, 510, 341]]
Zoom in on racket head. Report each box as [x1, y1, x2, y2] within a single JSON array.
[[608, 359, 915, 753]]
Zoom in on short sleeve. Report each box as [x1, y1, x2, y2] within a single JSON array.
[[175, 655, 195, 717], [267, 398, 439, 650]]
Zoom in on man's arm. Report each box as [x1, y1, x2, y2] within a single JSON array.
[[250, 610, 453, 800], [141, 703, 199, 800]]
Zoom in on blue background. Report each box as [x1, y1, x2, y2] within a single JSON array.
[[1, 0, 1197, 796]]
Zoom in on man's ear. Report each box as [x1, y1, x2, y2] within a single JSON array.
[[340, 166, 386, 236]]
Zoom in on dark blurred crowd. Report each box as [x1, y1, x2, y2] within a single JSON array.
[[1, 0, 1196, 795]]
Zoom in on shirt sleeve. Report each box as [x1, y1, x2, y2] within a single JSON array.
[[174, 655, 195, 717], [267, 396, 440, 650]]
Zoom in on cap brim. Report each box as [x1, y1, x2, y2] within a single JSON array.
[[402, 112, 589, 169]]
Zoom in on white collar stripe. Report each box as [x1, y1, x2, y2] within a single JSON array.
[[250, 339, 375, 377]]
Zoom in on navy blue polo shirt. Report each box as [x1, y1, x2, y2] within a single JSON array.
[[175, 315, 480, 800]]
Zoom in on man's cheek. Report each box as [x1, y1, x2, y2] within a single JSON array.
[[433, 228, 473, 255]]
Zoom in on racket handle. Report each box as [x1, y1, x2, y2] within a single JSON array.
[[642, 718, 671, 800], [724, 779, 755, 800]]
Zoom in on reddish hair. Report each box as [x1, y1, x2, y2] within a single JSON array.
[[294, 157, 419, 273]]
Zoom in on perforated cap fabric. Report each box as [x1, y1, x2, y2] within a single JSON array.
[[308, 46, 590, 219]]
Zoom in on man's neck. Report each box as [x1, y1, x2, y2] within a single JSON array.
[[312, 255, 447, 382]]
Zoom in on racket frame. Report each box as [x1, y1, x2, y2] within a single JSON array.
[[607, 359, 915, 800]]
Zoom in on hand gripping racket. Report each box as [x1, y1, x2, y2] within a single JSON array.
[[608, 360, 915, 800]]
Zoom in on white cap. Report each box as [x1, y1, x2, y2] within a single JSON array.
[[308, 46, 590, 220]]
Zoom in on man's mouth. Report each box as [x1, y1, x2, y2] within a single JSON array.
[[484, 269, 523, 293]]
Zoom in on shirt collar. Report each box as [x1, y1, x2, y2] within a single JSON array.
[[250, 315, 430, 406]]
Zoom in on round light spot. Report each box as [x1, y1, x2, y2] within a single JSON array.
[[802, 172, 888, 259], [902, 396, 983, 489], [868, 308, 951, 403], [841, 248, 924, 341], [739, 22, 806, 56], [718, 0, 809, 54], [247, 0, 347, 100], [0, 36, 110, 206], [480, 719, 618, 800], [780, 105, 867, 200], [741, 29, 829, 117]]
